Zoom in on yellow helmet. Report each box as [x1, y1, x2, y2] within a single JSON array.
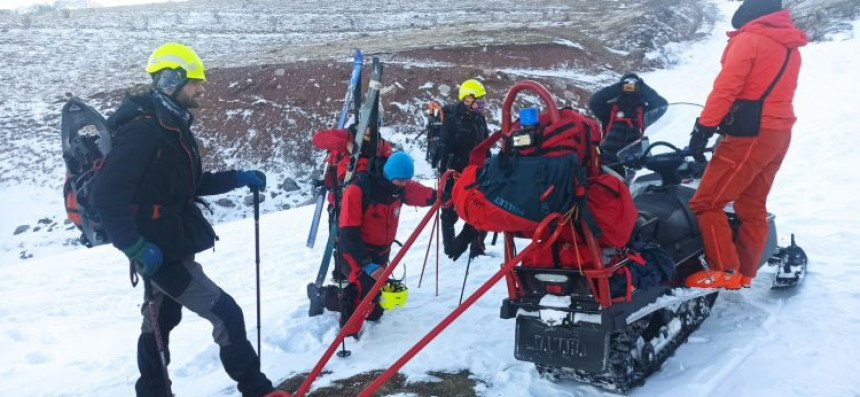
[[458, 79, 486, 101], [379, 280, 408, 310], [146, 42, 206, 81]]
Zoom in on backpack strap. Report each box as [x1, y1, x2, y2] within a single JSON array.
[[759, 48, 793, 101]]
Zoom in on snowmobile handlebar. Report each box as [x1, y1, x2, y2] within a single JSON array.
[[501, 80, 561, 136], [618, 141, 715, 185], [619, 141, 714, 169]]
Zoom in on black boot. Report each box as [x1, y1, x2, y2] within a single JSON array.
[[469, 230, 487, 259], [441, 208, 458, 258]]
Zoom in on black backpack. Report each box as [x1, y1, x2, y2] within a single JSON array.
[[423, 101, 444, 170], [61, 98, 114, 248]]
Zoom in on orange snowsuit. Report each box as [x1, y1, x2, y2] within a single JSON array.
[[690, 10, 807, 278]]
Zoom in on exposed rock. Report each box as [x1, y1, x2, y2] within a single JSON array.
[[14, 225, 30, 235], [216, 198, 236, 208], [274, 68, 285, 77], [38, 217, 52, 225], [244, 193, 267, 206], [280, 178, 300, 192]]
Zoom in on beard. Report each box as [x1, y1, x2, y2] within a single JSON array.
[[175, 89, 202, 109]]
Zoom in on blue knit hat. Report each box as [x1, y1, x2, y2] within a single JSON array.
[[383, 152, 414, 181]]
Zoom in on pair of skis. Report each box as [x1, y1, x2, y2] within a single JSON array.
[[306, 49, 364, 249], [306, 51, 385, 316]]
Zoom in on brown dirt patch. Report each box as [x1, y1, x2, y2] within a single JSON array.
[[276, 369, 483, 397]]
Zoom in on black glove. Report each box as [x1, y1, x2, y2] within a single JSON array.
[[689, 118, 718, 163]]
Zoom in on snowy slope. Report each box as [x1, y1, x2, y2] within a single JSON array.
[[2, 2, 860, 397]]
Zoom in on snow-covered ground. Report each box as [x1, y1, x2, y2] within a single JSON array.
[[2, 1, 860, 396]]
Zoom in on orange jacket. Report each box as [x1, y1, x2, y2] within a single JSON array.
[[700, 10, 807, 130]]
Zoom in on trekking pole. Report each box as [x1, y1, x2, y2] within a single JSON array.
[[143, 276, 173, 397], [435, 208, 440, 297], [459, 254, 473, 305], [418, 207, 439, 288], [253, 187, 262, 361], [491, 232, 499, 246]]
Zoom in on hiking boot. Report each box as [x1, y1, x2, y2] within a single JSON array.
[[721, 271, 742, 290], [684, 270, 724, 288], [739, 275, 754, 288]]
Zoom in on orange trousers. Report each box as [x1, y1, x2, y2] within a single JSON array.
[[688, 128, 792, 278]]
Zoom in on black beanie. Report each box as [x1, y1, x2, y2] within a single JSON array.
[[731, 0, 782, 29], [620, 73, 643, 93]]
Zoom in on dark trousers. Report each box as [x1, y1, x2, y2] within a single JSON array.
[[323, 266, 384, 336], [136, 257, 273, 397]]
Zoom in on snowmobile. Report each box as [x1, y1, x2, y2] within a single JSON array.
[[501, 104, 808, 393]]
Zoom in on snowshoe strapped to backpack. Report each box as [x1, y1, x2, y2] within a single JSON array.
[[423, 101, 444, 170], [61, 97, 114, 248], [451, 80, 604, 237]]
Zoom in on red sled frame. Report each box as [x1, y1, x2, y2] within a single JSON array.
[[291, 81, 631, 397]]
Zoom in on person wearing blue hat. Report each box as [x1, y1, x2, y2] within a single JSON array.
[[321, 152, 436, 337]]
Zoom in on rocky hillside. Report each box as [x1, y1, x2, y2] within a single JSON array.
[[1, 0, 855, 259]]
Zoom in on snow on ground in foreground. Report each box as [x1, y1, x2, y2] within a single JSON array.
[[1, 2, 860, 396]]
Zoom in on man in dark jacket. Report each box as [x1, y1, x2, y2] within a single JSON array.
[[438, 79, 490, 261], [92, 43, 287, 397], [322, 152, 436, 336], [588, 73, 668, 175]]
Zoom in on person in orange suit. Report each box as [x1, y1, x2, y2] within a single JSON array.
[[686, 0, 807, 289]]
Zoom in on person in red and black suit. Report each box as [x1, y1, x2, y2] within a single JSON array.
[[311, 125, 393, 224], [322, 152, 435, 336]]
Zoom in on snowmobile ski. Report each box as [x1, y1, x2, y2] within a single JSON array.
[[306, 49, 363, 249], [768, 233, 807, 289], [61, 97, 113, 248], [308, 56, 383, 317]]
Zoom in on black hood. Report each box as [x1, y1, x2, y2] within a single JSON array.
[[107, 92, 193, 132], [106, 94, 155, 132], [732, 0, 782, 29]]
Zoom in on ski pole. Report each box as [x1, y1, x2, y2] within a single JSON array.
[[143, 276, 173, 397], [418, 207, 439, 288], [459, 254, 472, 306], [435, 208, 440, 297], [253, 187, 262, 361]]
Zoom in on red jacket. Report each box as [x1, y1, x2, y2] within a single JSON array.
[[700, 10, 807, 130], [311, 128, 393, 204], [338, 173, 435, 280]]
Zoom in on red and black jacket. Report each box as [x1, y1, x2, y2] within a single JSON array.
[[338, 172, 435, 281], [311, 128, 393, 205]]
